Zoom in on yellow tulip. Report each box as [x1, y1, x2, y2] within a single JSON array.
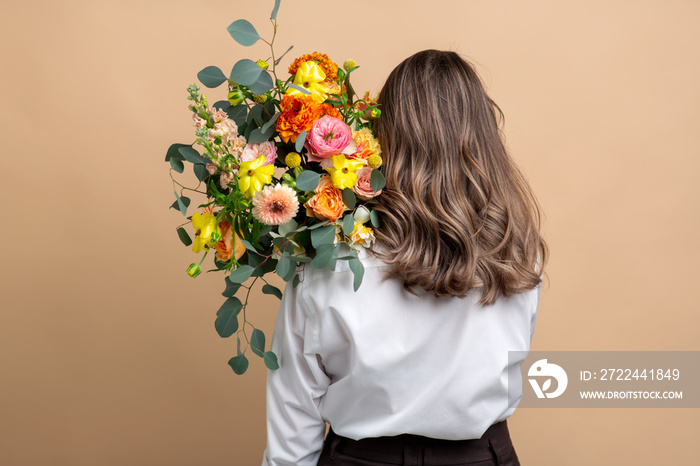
[[325, 154, 364, 190], [238, 155, 274, 198], [287, 61, 329, 103], [191, 212, 221, 253]]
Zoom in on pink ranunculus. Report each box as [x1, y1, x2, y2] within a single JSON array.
[[239, 141, 278, 166], [305, 115, 357, 162], [352, 167, 381, 199]]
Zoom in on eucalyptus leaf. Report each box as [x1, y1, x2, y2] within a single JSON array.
[[236, 335, 242, 356], [230, 59, 263, 86], [370, 209, 381, 228], [341, 189, 356, 209], [264, 351, 279, 370], [227, 19, 260, 46], [349, 256, 365, 292], [295, 130, 307, 152], [228, 354, 249, 375], [239, 239, 256, 251], [197, 66, 227, 88], [276, 254, 292, 279], [229, 265, 255, 283], [250, 328, 265, 357], [342, 214, 354, 236], [173, 190, 189, 216], [215, 299, 242, 337], [287, 83, 311, 95], [261, 112, 281, 133], [248, 71, 274, 95], [296, 170, 320, 191], [165, 143, 188, 162], [226, 104, 247, 126], [311, 225, 336, 247], [222, 276, 241, 297], [278, 219, 298, 237], [169, 195, 190, 213], [213, 100, 231, 111], [293, 274, 301, 288], [179, 146, 209, 165], [370, 169, 386, 193], [170, 157, 184, 173], [176, 227, 192, 246], [311, 243, 334, 269], [248, 124, 276, 143], [270, 0, 281, 20], [262, 284, 283, 300], [193, 164, 208, 181], [274, 45, 294, 65]]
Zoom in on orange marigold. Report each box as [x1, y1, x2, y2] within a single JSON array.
[[289, 52, 339, 82], [320, 103, 342, 120], [276, 94, 323, 143]]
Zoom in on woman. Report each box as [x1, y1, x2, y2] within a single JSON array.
[[262, 50, 548, 466]]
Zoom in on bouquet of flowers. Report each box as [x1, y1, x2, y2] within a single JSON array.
[[166, 0, 383, 375]]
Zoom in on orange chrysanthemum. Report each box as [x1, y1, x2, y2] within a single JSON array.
[[320, 103, 342, 120], [349, 127, 381, 161], [288, 52, 339, 83], [276, 94, 323, 143]]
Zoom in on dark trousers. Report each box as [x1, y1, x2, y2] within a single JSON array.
[[317, 420, 521, 466]]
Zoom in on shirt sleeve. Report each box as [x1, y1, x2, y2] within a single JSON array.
[[530, 281, 542, 343], [262, 271, 331, 466]]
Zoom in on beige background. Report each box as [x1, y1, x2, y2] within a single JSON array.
[[1, 0, 698, 464]]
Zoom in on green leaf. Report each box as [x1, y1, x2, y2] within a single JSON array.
[[311, 243, 334, 269], [264, 351, 279, 370], [248, 124, 276, 143], [226, 104, 247, 126], [341, 189, 356, 209], [228, 354, 249, 375], [179, 146, 209, 165], [176, 227, 192, 246], [222, 276, 241, 298], [248, 71, 274, 95], [173, 190, 189, 216], [311, 224, 336, 247], [236, 335, 242, 356], [229, 265, 255, 283], [230, 59, 263, 86], [227, 19, 260, 46], [239, 239, 256, 251], [287, 83, 311, 95], [278, 219, 298, 237], [261, 112, 281, 134], [213, 100, 230, 112], [342, 214, 354, 236], [165, 143, 188, 161], [262, 284, 283, 299], [274, 45, 294, 66], [197, 66, 227, 88], [295, 130, 307, 152], [370, 209, 381, 228], [170, 157, 184, 173], [349, 256, 365, 291], [276, 255, 293, 281], [270, 0, 281, 20], [293, 274, 301, 288], [370, 169, 386, 193], [296, 170, 320, 191], [250, 328, 265, 357], [215, 298, 242, 337], [169, 195, 190, 213], [193, 164, 208, 181]]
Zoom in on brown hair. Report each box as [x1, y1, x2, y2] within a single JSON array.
[[373, 50, 548, 305]]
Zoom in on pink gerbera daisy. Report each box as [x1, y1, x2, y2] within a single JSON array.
[[252, 184, 300, 225]]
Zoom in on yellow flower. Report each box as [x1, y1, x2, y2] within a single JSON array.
[[238, 155, 275, 198], [285, 152, 301, 168], [367, 153, 383, 169], [287, 61, 328, 103], [325, 154, 364, 190], [349, 223, 375, 248], [191, 212, 222, 253]]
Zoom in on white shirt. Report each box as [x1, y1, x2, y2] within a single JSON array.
[[262, 245, 541, 466]]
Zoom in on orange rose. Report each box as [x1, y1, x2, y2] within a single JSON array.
[[214, 221, 247, 262], [304, 174, 346, 222]]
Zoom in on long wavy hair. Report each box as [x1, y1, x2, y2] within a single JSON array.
[[373, 50, 548, 305]]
